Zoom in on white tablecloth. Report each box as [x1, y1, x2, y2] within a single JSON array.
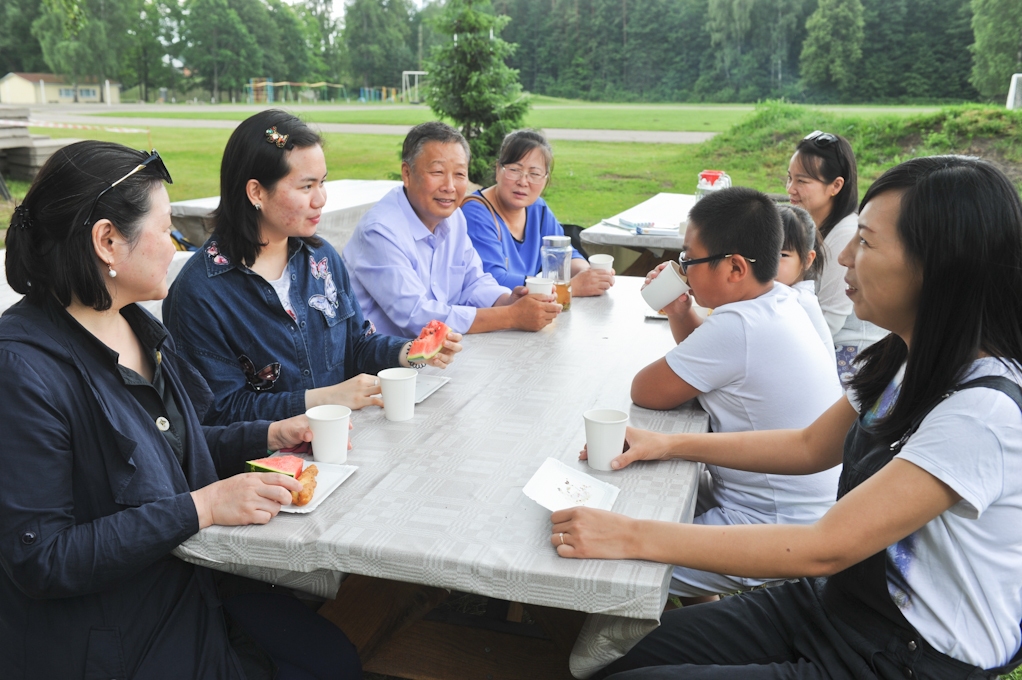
[[581, 193, 696, 252], [170, 179, 401, 249], [175, 276, 707, 677]]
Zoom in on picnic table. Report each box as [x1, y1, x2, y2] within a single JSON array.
[[581, 193, 696, 276], [175, 275, 708, 679], [170, 179, 402, 249]]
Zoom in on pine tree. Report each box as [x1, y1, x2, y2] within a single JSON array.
[[425, 0, 529, 183]]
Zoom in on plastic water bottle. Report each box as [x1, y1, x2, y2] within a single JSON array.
[[695, 170, 732, 200]]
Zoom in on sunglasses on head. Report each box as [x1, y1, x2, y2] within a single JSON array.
[[803, 130, 839, 149], [83, 149, 174, 227]]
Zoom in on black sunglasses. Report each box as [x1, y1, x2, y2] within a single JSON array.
[[679, 252, 757, 276], [803, 130, 839, 148], [83, 149, 173, 227]]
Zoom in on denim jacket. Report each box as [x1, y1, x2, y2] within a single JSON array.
[[165, 236, 407, 425]]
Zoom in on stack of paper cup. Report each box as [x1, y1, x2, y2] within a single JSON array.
[[640, 261, 690, 312], [378, 367, 417, 421], [306, 404, 351, 464]]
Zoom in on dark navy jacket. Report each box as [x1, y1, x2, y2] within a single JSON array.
[[164, 236, 407, 425], [0, 298, 269, 679]]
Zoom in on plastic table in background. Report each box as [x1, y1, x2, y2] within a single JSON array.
[[581, 193, 696, 275], [170, 179, 401, 249], [175, 276, 708, 680]]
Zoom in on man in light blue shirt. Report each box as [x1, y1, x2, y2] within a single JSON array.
[[343, 122, 562, 337]]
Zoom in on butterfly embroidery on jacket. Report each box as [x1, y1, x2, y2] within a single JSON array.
[[238, 354, 281, 392], [308, 256, 339, 318], [206, 241, 229, 266]]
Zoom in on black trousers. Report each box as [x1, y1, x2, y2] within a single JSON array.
[[600, 579, 990, 680]]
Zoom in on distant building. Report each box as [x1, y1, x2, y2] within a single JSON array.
[[0, 72, 121, 105]]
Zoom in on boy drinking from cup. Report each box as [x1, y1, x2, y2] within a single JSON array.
[[629, 187, 842, 600]]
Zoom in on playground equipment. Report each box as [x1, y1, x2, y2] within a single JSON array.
[[246, 78, 349, 104], [402, 71, 427, 104]]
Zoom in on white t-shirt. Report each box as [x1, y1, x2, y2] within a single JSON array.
[[791, 280, 834, 353], [849, 358, 1022, 668], [268, 270, 297, 321], [818, 213, 887, 349], [665, 284, 843, 525]]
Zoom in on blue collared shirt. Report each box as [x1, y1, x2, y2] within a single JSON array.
[[165, 236, 407, 425], [342, 186, 510, 337]]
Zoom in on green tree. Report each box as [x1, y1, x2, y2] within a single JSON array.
[[970, 0, 1022, 100], [126, 0, 180, 102], [706, 0, 754, 94], [1, 0, 47, 73], [343, 0, 416, 88], [799, 0, 864, 100], [32, 0, 133, 101], [425, 0, 529, 183], [182, 0, 260, 101]]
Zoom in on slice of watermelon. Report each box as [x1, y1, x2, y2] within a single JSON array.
[[245, 455, 305, 478], [408, 320, 451, 361]]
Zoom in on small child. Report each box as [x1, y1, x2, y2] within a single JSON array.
[[631, 187, 842, 599], [776, 204, 835, 353]]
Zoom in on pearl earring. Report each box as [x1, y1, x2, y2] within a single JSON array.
[[108, 263, 117, 278]]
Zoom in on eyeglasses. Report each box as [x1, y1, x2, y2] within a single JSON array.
[[678, 252, 757, 276], [500, 163, 548, 185], [83, 150, 173, 227], [803, 130, 839, 148]]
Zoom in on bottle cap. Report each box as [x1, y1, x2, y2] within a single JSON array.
[[542, 235, 571, 247]]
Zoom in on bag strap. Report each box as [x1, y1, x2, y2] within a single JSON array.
[[460, 194, 502, 244], [461, 193, 509, 270], [890, 375, 1022, 453]]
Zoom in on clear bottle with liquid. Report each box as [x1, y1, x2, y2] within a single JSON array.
[[541, 235, 572, 311]]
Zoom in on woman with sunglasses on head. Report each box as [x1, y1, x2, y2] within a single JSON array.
[[557, 156, 1022, 680], [462, 129, 615, 296], [0, 141, 361, 679], [164, 110, 461, 426], [787, 130, 885, 383]]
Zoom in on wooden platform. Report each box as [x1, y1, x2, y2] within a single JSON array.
[[319, 575, 587, 680]]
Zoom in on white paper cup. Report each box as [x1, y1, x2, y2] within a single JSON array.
[[525, 277, 554, 295], [640, 261, 690, 312], [583, 409, 629, 471], [306, 404, 351, 464], [588, 254, 614, 271], [378, 367, 417, 421]]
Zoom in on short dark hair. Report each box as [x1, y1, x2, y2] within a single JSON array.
[[5, 140, 166, 311], [213, 109, 323, 266], [793, 132, 858, 239], [686, 187, 782, 284], [777, 204, 826, 282], [496, 129, 553, 175], [401, 121, 470, 166], [850, 155, 1022, 442]]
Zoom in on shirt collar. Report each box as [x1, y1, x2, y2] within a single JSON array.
[[398, 187, 451, 242], [46, 297, 168, 371]]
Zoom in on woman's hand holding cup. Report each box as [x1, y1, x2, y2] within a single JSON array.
[[579, 426, 673, 470]]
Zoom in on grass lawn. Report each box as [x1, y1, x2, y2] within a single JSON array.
[[87, 95, 938, 132], [4, 102, 1017, 243]]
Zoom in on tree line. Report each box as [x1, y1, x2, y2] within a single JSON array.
[[1, 0, 1019, 103]]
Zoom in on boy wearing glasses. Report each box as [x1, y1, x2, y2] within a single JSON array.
[[631, 187, 842, 600]]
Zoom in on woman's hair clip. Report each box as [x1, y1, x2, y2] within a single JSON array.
[[11, 203, 33, 231], [265, 126, 289, 149]]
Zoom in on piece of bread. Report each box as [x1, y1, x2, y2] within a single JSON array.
[[291, 465, 318, 506]]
